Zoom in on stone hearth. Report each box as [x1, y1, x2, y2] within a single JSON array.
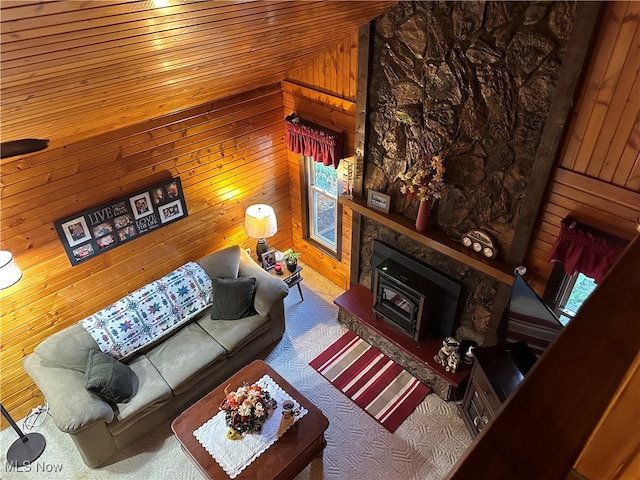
[[335, 285, 471, 401]]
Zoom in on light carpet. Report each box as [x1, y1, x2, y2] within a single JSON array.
[[1, 263, 471, 480], [310, 330, 431, 432]]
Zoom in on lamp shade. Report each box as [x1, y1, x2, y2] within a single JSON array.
[[244, 204, 277, 239], [0, 251, 22, 289]]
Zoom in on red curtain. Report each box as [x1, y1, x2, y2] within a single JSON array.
[[548, 219, 626, 283], [285, 113, 344, 168]]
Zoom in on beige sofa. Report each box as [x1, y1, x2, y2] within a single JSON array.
[[23, 245, 289, 468]]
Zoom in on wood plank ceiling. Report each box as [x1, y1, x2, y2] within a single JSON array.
[[0, 0, 395, 149]]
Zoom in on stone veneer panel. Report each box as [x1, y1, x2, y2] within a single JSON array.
[[359, 1, 577, 345], [364, 0, 576, 248]]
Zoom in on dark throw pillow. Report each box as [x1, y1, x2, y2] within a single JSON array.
[[85, 349, 134, 403], [210, 277, 257, 320]]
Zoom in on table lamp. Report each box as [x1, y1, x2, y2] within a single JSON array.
[[244, 204, 277, 263], [0, 250, 46, 466]]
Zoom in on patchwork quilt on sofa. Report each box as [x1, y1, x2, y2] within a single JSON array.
[[80, 262, 212, 359]]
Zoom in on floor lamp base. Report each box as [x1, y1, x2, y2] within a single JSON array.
[[6, 432, 46, 466]]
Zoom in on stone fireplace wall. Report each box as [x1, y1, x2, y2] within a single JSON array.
[[360, 1, 578, 343]]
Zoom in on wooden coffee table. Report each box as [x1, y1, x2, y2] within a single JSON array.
[[171, 360, 329, 480]]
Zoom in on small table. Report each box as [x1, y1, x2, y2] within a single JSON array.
[[272, 263, 304, 301], [171, 360, 328, 480]]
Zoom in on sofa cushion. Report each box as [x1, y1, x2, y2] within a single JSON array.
[[108, 354, 173, 436], [34, 324, 99, 372], [210, 277, 257, 320], [197, 245, 241, 281], [198, 313, 270, 357], [80, 262, 212, 360], [146, 323, 226, 395], [85, 350, 135, 403]]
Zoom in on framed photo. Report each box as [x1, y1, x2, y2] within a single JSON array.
[[129, 192, 153, 220], [61, 216, 91, 247], [92, 221, 113, 238], [159, 199, 184, 224], [165, 181, 179, 199], [367, 189, 391, 214], [261, 249, 277, 270], [96, 233, 116, 250], [72, 243, 95, 261], [55, 176, 188, 266]]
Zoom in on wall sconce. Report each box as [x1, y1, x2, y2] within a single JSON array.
[[244, 204, 277, 263]]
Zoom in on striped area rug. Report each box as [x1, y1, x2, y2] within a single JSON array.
[[310, 330, 431, 432]]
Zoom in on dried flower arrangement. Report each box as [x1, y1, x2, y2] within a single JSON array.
[[397, 154, 445, 202], [219, 382, 277, 438]]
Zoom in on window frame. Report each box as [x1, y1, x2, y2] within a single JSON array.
[[542, 263, 597, 326], [300, 156, 342, 260]]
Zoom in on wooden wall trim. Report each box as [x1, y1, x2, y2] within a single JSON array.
[[353, 23, 371, 200], [506, 1, 605, 266], [349, 23, 372, 287], [446, 235, 640, 480]]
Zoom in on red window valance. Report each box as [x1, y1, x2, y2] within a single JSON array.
[[548, 218, 626, 284], [285, 113, 344, 168]]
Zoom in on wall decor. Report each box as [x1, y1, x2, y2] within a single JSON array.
[[461, 229, 498, 259], [261, 249, 277, 270], [55, 177, 188, 266], [367, 189, 391, 214]]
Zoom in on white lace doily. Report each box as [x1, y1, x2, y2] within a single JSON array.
[[193, 374, 308, 479]]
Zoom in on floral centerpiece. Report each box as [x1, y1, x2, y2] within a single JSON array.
[[219, 382, 277, 438], [397, 154, 445, 202]]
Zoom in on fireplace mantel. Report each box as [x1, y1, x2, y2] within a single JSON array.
[[339, 195, 514, 285]]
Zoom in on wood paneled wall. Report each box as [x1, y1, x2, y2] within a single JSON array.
[[282, 32, 359, 290], [559, 1, 640, 191], [282, 81, 355, 289], [523, 3, 640, 475], [574, 350, 640, 480], [527, 1, 640, 282], [0, 84, 292, 425], [284, 32, 359, 102]]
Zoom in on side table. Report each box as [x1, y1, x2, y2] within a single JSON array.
[[271, 263, 304, 301]]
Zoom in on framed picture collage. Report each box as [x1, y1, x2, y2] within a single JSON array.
[[54, 177, 188, 266]]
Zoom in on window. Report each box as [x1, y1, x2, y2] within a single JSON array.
[[543, 221, 625, 327], [304, 156, 341, 256], [551, 271, 597, 326]]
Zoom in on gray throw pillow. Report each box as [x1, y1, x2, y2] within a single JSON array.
[[85, 350, 134, 403], [210, 277, 257, 320]]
